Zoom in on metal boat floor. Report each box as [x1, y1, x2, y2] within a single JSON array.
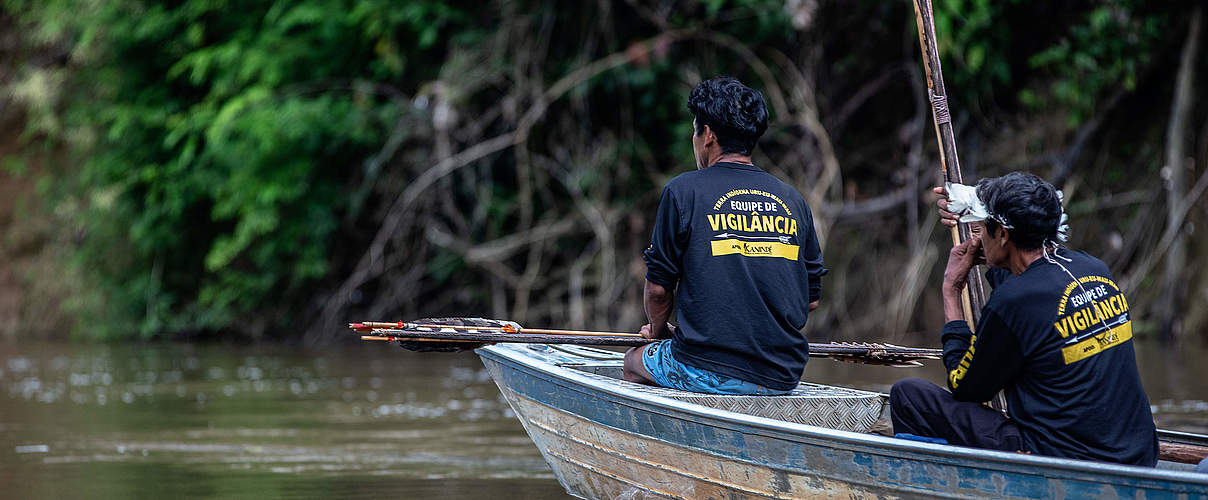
[[534, 343, 887, 433]]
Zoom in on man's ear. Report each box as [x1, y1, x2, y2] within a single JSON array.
[[997, 227, 1010, 246], [702, 124, 716, 145]]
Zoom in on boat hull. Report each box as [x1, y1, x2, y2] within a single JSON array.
[[478, 344, 1208, 499]]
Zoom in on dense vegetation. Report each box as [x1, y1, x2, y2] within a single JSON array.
[[0, 0, 1204, 343]]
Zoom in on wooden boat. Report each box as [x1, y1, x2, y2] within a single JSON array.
[[477, 342, 1208, 499]]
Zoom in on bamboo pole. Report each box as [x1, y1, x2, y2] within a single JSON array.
[[912, 0, 1007, 412], [911, 0, 987, 325]]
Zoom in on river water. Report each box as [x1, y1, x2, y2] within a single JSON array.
[[1, 339, 1205, 499]]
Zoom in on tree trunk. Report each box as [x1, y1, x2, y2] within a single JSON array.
[[1159, 6, 1202, 342]]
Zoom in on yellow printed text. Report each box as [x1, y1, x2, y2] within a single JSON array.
[[707, 213, 798, 236], [710, 239, 798, 260], [1061, 321, 1132, 364]]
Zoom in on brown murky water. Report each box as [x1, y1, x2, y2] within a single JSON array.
[[1, 339, 1204, 499]]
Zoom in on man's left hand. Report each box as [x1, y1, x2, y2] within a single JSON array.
[[933, 185, 961, 227]]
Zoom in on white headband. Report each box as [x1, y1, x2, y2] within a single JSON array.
[[944, 182, 1069, 242]]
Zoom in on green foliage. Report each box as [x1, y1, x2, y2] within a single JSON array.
[[1025, 1, 1170, 126], [1, 0, 1194, 341], [2, 157, 26, 176], [6, 0, 470, 338], [929, 0, 1171, 127], [932, 0, 1017, 97]]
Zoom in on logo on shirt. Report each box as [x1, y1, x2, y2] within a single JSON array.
[[706, 189, 799, 261], [1052, 276, 1131, 364]]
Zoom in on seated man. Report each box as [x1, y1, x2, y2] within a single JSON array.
[[621, 76, 826, 395], [891, 172, 1157, 466]]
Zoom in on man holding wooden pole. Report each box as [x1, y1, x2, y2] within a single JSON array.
[[890, 173, 1158, 466], [621, 76, 827, 395]]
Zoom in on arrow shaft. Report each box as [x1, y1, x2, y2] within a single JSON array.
[[362, 328, 941, 359]]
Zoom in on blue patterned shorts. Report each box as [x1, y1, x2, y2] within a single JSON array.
[[641, 339, 792, 395]]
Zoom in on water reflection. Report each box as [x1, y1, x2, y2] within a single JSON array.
[[0, 342, 567, 499], [0, 338, 1205, 499]]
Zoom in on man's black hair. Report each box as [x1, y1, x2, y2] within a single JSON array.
[[687, 76, 769, 156], [976, 172, 1062, 251]]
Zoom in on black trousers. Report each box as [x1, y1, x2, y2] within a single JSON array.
[[890, 377, 1024, 452]]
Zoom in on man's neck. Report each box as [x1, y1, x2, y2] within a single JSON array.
[[1009, 249, 1045, 275], [709, 153, 754, 167]]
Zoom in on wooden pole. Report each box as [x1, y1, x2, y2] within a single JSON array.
[[910, 0, 987, 325], [361, 331, 656, 347], [360, 328, 942, 360], [352, 322, 643, 338], [518, 328, 641, 337], [352, 319, 945, 365], [911, 0, 1009, 411], [361, 335, 466, 343], [1159, 441, 1208, 465]]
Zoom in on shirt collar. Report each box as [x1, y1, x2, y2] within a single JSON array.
[[712, 161, 762, 171]]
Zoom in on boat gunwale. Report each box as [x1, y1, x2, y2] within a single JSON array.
[[478, 343, 1208, 488]]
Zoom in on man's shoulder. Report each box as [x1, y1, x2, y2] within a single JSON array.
[[664, 166, 807, 206], [983, 265, 1053, 313], [985, 282, 1035, 314], [662, 169, 708, 192], [1064, 249, 1111, 276], [741, 166, 808, 206], [985, 250, 1111, 310], [771, 175, 808, 205]]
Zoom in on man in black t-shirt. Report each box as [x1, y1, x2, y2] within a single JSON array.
[[891, 173, 1157, 466], [620, 77, 827, 394]]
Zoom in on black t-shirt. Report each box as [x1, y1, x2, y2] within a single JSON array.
[[942, 250, 1158, 466], [643, 162, 826, 391]]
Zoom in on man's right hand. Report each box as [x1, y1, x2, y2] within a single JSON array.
[[941, 237, 983, 323], [638, 324, 655, 339], [943, 237, 983, 294], [933, 185, 960, 228], [639, 323, 675, 340]]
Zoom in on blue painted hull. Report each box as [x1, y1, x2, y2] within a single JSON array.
[[478, 343, 1208, 499]]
